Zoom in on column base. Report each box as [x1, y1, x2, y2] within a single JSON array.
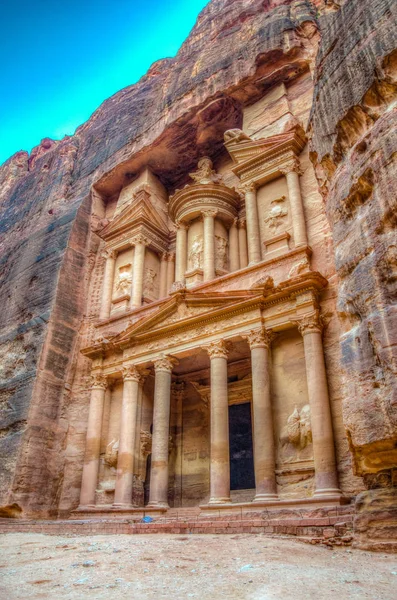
[[313, 488, 342, 498], [208, 497, 231, 505], [77, 504, 96, 511], [253, 493, 279, 503], [146, 501, 170, 509], [112, 503, 136, 509]]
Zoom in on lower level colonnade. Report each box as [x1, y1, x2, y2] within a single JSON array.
[[78, 316, 341, 511]]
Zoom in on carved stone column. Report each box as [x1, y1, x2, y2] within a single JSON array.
[[238, 218, 248, 268], [205, 340, 231, 504], [175, 221, 188, 284], [242, 182, 262, 265], [298, 313, 341, 497], [113, 365, 141, 507], [166, 252, 175, 293], [159, 252, 168, 298], [99, 249, 117, 319], [148, 355, 178, 508], [130, 236, 147, 308], [228, 218, 240, 272], [79, 372, 107, 508], [172, 382, 185, 506], [246, 329, 278, 502], [202, 209, 218, 281], [282, 160, 308, 248]]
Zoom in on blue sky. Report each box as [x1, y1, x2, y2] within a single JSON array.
[[0, 0, 209, 165]]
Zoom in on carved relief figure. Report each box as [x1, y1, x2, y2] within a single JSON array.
[[215, 235, 228, 271], [143, 268, 157, 296], [264, 196, 288, 233], [282, 405, 312, 450], [189, 235, 204, 270], [115, 264, 132, 296], [104, 439, 119, 468]]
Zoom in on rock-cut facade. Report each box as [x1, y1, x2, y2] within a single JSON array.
[[0, 0, 396, 551]]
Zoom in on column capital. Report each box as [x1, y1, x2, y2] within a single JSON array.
[[239, 181, 256, 194], [295, 311, 324, 336], [167, 251, 176, 262], [238, 217, 246, 229], [201, 209, 218, 219], [245, 328, 275, 349], [175, 219, 188, 230], [161, 251, 168, 261], [153, 354, 179, 373], [90, 372, 108, 390], [122, 364, 141, 382], [131, 234, 149, 247], [231, 217, 238, 228], [280, 158, 303, 176], [102, 248, 117, 260], [171, 381, 185, 401], [204, 339, 229, 359]]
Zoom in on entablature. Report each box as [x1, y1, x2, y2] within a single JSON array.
[[82, 270, 328, 372]]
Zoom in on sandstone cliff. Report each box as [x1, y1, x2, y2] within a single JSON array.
[[309, 0, 397, 550]]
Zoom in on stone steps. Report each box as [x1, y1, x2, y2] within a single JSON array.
[[0, 504, 354, 545]]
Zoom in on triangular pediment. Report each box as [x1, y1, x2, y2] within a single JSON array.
[[110, 290, 257, 346], [99, 193, 169, 241]]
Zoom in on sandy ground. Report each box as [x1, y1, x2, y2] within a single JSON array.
[[0, 533, 396, 599]]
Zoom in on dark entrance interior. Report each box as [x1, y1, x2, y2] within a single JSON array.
[[229, 403, 255, 490]]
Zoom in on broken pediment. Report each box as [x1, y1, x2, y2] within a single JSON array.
[[223, 125, 307, 185]]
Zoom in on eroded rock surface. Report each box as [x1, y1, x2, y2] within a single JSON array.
[[309, 0, 397, 551]]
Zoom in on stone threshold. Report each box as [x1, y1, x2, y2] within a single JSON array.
[[199, 495, 351, 514]]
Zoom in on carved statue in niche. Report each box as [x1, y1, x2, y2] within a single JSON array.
[[189, 157, 223, 185], [264, 196, 288, 233], [115, 264, 132, 297], [143, 268, 157, 296], [281, 405, 312, 450], [104, 439, 119, 468], [189, 235, 204, 270], [215, 235, 228, 270]]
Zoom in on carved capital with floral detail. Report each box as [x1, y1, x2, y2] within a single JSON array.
[[122, 364, 142, 382], [201, 209, 218, 219], [203, 339, 229, 360], [295, 311, 324, 336], [280, 159, 303, 177], [239, 181, 256, 194], [90, 372, 108, 390], [131, 234, 149, 247], [238, 218, 246, 229], [153, 354, 179, 373], [175, 219, 188, 230], [102, 248, 117, 261], [172, 381, 185, 401], [167, 252, 176, 262], [245, 328, 275, 349]]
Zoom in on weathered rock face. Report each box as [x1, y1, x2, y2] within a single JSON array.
[[0, 0, 396, 552], [309, 0, 397, 551]]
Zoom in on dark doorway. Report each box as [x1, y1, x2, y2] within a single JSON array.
[[143, 454, 151, 505], [229, 403, 255, 490]]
